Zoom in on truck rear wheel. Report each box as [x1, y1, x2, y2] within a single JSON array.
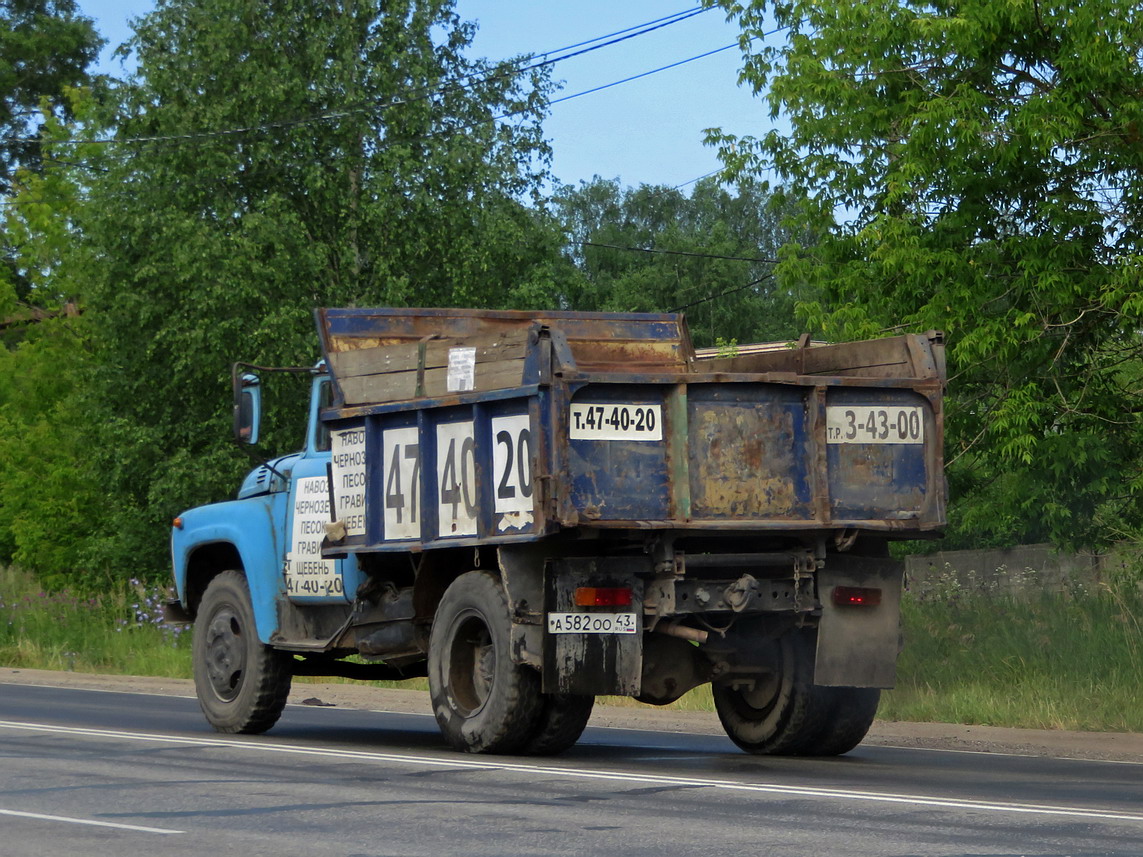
[[193, 570, 292, 734], [801, 686, 881, 756], [428, 571, 541, 754], [520, 693, 595, 755], [712, 629, 825, 755]]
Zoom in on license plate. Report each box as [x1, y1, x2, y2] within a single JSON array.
[[826, 406, 925, 444], [569, 403, 662, 441], [547, 612, 638, 634]]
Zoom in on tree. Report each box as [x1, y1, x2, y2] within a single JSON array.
[[73, 0, 567, 577], [0, 4, 105, 586], [0, 90, 109, 586], [710, 0, 1143, 549], [554, 176, 809, 347], [0, 0, 101, 190], [1, 0, 101, 305]]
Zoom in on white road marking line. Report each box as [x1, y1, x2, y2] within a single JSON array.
[[874, 743, 1143, 766], [3, 720, 1142, 824], [10, 683, 1143, 768], [0, 808, 183, 835]]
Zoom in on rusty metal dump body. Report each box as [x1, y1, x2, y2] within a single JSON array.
[[316, 307, 945, 552]]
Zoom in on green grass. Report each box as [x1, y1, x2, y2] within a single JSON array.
[[880, 584, 1143, 732], [3, 563, 1141, 732], [0, 565, 191, 678]]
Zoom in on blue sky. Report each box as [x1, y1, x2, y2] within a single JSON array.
[[76, 1, 770, 191]]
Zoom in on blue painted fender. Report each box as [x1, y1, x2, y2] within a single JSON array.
[[171, 492, 289, 644]]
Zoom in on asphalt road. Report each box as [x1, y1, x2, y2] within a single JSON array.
[[1, 682, 1141, 857]]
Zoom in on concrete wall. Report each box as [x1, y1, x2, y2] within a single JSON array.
[[903, 543, 1114, 600]]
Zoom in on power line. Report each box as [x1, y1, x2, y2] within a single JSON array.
[[581, 241, 777, 264], [489, 26, 781, 131], [507, 7, 711, 81], [673, 168, 724, 190], [7, 7, 714, 148], [668, 273, 776, 313], [531, 7, 713, 59], [549, 38, 743, 108]]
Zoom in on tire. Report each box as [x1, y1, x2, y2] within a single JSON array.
[[428, 571, 542, 754], [712, 629, 827, 755], [800, 686, 881, 756], [520, 693, 595, 756], [192, 570, 292, 734]]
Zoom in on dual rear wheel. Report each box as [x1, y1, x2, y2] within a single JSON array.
[[427, 570, 594, 755], [712, 628, 880, 756]]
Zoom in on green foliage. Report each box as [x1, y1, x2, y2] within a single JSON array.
[[1, 0, 102, 310], [0, 0, 102, 195], [0, 318, 102, 588], [0, 87, 108, 587], [553, 176, 810, 347], [713, 0, 1143, 549]]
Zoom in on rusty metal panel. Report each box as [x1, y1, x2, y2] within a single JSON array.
[[688, 384, 814, 520], [315, 309, 947, 548], [326, 329, 531, 405], [566, 386, 671, 522], [825, 389, 934, 521], [694, 330, 945, 381], [316, 307, 695, 383]]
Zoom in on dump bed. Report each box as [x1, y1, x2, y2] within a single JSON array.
[[316, 308, 945, 554]]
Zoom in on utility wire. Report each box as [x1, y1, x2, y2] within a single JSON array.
[[669, 273, 776, 313], [549, 38, 743, 108], [581, 241, 778, 264], [673, 168, 724, 190], [5, 7, 713, 148], [531, 6, 713, 59], [498, 7, 712, 84], [3, 28, 758, 192], [482, 27, 780, 136]]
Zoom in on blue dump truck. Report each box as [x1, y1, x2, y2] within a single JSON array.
[[169, 308, 945, 756]]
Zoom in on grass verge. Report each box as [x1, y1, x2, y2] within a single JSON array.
[[880, 585, 1143, 732], [2, 565, 1140, 732], [0, 565, 191, 678]]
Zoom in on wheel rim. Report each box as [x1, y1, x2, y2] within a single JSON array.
[[738, 671, 783, 715], [447, 610, 495, 716], [203, 605, 246, 702], [716, 637, 795, 740]]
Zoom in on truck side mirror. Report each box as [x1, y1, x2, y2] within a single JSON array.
[[234, 372, 262, 445]]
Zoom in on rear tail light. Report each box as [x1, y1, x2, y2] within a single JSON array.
[[832, 586, 882, 607], [574, 587, 633, 607]]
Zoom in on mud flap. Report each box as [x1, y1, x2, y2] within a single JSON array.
[[542, 558, 645, 695], [814, 556, 903, 688]]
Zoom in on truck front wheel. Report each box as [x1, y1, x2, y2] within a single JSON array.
[[428, 571, 541, 754], [712, 629, 825, 755], [193, 570, 292, 734]]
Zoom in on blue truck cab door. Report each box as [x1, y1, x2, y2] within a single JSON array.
[[280, 375, 363, 604]]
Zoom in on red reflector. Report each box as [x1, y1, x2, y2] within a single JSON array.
[[172, 517, 184, 530], [574, 587, 632, 607], [832, 586, 882, 607]]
